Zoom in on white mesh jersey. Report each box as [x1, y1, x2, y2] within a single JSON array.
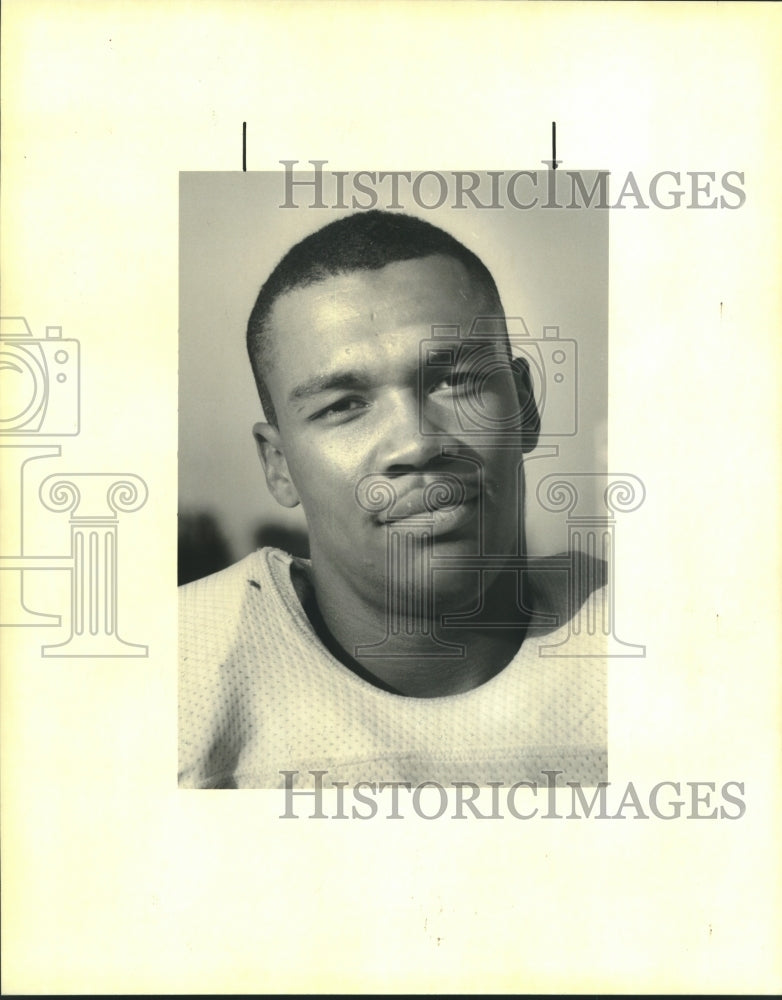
[[179, 547, 608, 789]]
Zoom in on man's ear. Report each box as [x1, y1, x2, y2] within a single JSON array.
[[510, 356, 541, 454], [252, 422, 301, 508]]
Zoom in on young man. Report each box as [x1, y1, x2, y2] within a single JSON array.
[[179, 210, 607, 789]]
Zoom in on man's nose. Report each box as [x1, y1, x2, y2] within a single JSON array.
[[375, 390, 457, 473]]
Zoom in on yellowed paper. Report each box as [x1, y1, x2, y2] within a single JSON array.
[[2, 0, 780, 993]]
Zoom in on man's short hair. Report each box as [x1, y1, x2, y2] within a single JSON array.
[[246, 209, 504, 425]]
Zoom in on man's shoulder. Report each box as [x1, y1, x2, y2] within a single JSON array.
[[180, 549, 264, 600], [178, 545, 295, 603], [178, 547, 295, 657], [526, 549, 607, 635]]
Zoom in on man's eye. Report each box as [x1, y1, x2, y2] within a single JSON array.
[[312, 397, 368, 421], [431, 371, 473, 395]]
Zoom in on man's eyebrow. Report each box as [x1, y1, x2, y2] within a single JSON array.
[[288, 369, 373, 403]]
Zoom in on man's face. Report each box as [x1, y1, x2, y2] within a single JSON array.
[[256, 254, 528, 611]]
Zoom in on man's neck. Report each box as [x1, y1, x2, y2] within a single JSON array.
[[291, 562, 531, 698]]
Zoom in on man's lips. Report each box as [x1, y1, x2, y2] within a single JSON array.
[[374, 476, 480, 525]]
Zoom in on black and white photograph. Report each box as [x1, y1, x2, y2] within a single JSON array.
[[178, 169, 618, 790]]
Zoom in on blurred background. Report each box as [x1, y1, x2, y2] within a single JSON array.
[[178, 171, 607, 585]]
